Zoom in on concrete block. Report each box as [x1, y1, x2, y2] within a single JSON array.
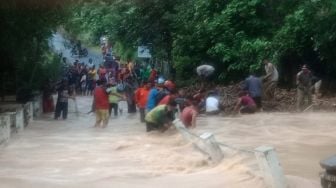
[[24, 102, 33, 126], [15, 108, 24, 132], [32, 95, 42, 118], [200, 132, 224, 163], [0, 114, 10, 145], [173, 119, 224, 163], [255, 146, 287, 188]]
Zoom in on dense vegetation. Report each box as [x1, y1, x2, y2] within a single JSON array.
[[66, 0, 336, 87], [0, 1, 67, 101], [1, 0, 336, 101]]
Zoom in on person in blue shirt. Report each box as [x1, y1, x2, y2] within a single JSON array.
[[147, 81, 165, 111], [243, 73, 262, 110]]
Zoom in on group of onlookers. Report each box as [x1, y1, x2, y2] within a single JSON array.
[[49, 55, 322, 130]]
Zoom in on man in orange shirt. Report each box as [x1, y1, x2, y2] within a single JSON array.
[[135, 81, 152, 122]]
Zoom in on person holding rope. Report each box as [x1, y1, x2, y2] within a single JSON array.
[[145, 99, 177, 132], [180, 97, 199, 128], [234, 91, 257, 114], [54, 79, 75, 120]]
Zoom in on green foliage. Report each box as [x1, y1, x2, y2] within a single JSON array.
[[0, 0, 68, 99], [3, 0, 336, 92]]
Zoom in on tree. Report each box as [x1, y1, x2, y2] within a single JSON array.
[[0, 0, 67, 101]]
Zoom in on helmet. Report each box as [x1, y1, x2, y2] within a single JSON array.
[[164, 80, 175, 90]]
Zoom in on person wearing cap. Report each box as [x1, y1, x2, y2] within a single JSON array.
[[145, 99, 177, 132], [146, 79, 165, 111], [164, 80, 176, 91], [296, 65, 313, 111]]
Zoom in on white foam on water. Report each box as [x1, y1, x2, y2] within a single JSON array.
[[0, 96, 327, 188]]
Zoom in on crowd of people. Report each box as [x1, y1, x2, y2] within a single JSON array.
[[43, 44, 322, 132]]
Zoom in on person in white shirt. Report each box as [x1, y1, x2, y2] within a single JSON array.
[[88, 58, 95, 69], [262, 59, 279, 100], [205, 91, 220, 115]]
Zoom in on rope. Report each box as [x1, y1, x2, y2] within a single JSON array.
[[173, 118, 262, 157], [176, 126, 256, 155], [215, 142, 256, 154]]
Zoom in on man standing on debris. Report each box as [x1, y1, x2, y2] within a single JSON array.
[[244, 72, 263, 110], [262, 59, 279, 100], [296, 65, 313, 111]]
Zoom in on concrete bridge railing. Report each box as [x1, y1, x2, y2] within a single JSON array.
[[173, 119, 287, 188], [0, 95, 42, 146]]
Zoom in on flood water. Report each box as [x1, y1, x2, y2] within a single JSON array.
[[0, 96, 333, 188]]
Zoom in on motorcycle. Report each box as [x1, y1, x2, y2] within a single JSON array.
[[71, 47, 88, 57]]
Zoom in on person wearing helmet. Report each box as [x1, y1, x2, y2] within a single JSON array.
[[164, 80, 176, 91]]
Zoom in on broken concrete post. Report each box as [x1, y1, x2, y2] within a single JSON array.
[[173, 119, 193, 140], [24, 102, 33, 125], [0, 114, 10, 145], [15, 107, 24, 132], [32, 95, 42, 118], [173, 119, 224, 163], [320, 155, 336, 188], [200, 132, 224, 164], [255, 146, 287, 188]]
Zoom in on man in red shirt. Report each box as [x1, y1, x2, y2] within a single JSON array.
[[135, 81, 152, 122], [98, 65, 107, 82], [93, 80, 110, 128], [148, 65, 157, 83], [180, 98, 198, 128], [159, 89, 178, 105], [234, 91, 257, 114]]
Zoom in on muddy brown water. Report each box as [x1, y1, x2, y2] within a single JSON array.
[[0, 96, 332, 188]]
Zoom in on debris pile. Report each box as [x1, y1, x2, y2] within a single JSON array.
[[183, 82, 336, 112]]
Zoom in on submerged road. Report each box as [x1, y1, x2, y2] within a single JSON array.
[[0, 95, 330, 188], [50, 33, 103, 67]]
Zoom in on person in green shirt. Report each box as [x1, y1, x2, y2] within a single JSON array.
[[106, 82, 124, 117], [145, 99, 177, 132], [142, 64, 151, 82]]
